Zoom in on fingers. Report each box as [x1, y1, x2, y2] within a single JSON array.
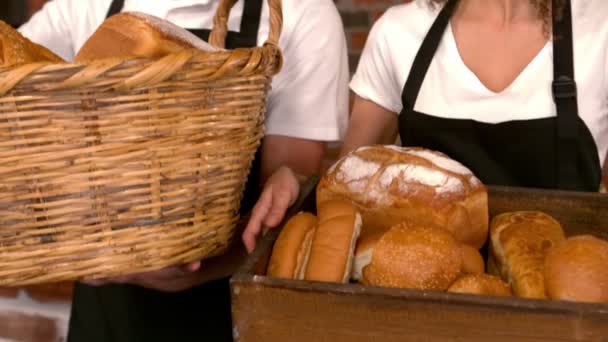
[[180, 261, 201, 273], [243, 187, 274, 253], [263, 188, 292, 229]]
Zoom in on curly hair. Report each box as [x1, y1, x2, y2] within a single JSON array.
[[428, 0, 565, 36]]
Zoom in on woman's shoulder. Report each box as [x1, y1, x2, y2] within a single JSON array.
[[377, 0, 441, 40]]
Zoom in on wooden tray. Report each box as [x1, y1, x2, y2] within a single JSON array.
[[230, 176, 608, 342]]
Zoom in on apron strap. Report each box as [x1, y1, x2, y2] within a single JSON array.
[[189, 0, 263, 49], [105, 0, 124, 18], [401, 0, 459, 111], [552, 0, 580, 190]]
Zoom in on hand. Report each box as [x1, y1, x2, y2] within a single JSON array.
[[83, 261, 203, 292], [242, 166, 301, 253]]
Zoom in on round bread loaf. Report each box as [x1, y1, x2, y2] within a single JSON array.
[[317, 145, 488, 249], [459, 244, 485, 275], [448, 274, 513, 297], [544, 235, 608, 303], [361, 222, 462, 290]]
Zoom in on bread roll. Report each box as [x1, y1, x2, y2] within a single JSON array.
[[317, 145, 488, 249], [75, 12, 219, 62], [448, 274, 513, 297], [304, 199, 361, 283], [361, 222, 462, 290], [352, 229, 383, 281], [490, 211, 565, 299], [544, 235, 608, 303], [267, 212, 317, 279], [459, 244, 485, 275], [0, 20, 63, 67]]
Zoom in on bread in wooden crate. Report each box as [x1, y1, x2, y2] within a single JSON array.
[[317, 145, 489, 249]]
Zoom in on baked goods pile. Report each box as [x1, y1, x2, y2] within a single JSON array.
[[0, 12, 218, 68], [267, 145, 608, 304]]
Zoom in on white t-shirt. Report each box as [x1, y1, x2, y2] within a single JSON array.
[[20, 0, 349, 142], [351, 0, 608, 166]]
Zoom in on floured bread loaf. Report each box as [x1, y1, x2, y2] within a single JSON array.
[[0, 20, 63, 67], [317, 145, 489, 248], [490, 211, 566, 299], [75, 12, 220, 62]]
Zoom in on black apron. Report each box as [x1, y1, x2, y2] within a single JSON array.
[[68, 1, 263, 341], [399, 0, 601, 191]]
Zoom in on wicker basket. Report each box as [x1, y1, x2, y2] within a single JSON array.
[[0, 0, 283, 286]]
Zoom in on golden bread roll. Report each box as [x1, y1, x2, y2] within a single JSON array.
[[351, 228, 384, 281], [448, 274, 513, 297], [304, 199, 361, 283], [75, 12, 219, 62], [361, 222, 462, 290], [317, 145, 488, 249], [0, 20, 63, 67], [544, 235, 608, 303], [459, 244, 485, 275], [490, 211, 565, 299], [267, 212, 317, 279]]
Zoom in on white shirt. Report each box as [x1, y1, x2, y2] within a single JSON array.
[[351, 0, 608, 166], [20, 0, 349, 142]]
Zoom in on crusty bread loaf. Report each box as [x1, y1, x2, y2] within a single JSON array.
[[0, 20, 63, 67], [459, 244, 485, 275], [448, 274, 513, 297], [317, 145, 488, 249], [304, 200, 361, 283], [267, 212, 317, 279], [544, 235, 608, 303], [75, 12, 219, 62], [361, 222, 462, 290], [490, 211, 565, 299]]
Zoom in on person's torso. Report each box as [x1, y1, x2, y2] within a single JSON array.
[[379, 0, 608, 166]]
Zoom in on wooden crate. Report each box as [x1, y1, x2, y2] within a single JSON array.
[[230, 177, 608, 342]]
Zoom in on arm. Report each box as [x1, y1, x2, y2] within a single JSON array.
[[242, 0, 350, 252], [339, 95, 398, 158]]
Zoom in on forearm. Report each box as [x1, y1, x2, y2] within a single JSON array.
[[259, 135, 326, 186]]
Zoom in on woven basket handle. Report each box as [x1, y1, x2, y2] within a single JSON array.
[[209, 0, 283, 49]]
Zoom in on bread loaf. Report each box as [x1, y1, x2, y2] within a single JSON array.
[[75, 12, 219, 62], [317, 145, 488, 249], [267, 212, 317, 280], [448, 274, 513, 297], [459, 244, 485, 275], [304, 200, 361, 283], [361, 222, 462, 290], [544, 235, 608, 303], [352, 229, 383, 281], [490, 211, 565, 299], [0, 20, 63, 67]]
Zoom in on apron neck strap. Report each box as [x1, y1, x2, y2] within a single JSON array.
[[400, 0, 459, 111], [106, 0, 124, 18], [552, 0, 582, 190]]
